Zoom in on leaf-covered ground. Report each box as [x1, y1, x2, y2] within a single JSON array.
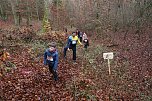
[[0, 25, 98, 100], [0, 45, 87, 100], [0, 23, 152, 100]]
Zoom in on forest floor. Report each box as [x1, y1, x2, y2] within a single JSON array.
[[0, 20, 152, 101]]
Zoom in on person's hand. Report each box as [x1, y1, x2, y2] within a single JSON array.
[[80, 43, 83, 47], [44, 61, 47, 65]]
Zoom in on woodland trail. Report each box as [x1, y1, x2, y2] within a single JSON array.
[[0, 32, 93, 100]]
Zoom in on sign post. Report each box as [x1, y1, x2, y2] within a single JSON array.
[[103, 52, 114, 75]]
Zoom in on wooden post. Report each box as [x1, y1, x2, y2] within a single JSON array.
[[108, 59, 111, 75], [103, 52, 114, 75]]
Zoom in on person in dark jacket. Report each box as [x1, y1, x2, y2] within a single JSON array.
[[76, 29, 83, 42], [76, 29, 80, 39], [79, 31, 83, 42], [64, 32, 82, 62], [44, 42, 59, 81]]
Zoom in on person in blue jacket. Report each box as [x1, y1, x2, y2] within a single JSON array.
[[44, 42, 59, 81], [64, 32, 82, 62]]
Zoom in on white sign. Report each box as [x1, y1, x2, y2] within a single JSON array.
[[103, 52, 114, 75], [103, 52, 114, 59]]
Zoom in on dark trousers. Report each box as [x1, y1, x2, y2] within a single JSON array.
[[64, 45, 76, 60], [83, 40, 89, 50], [84, 44, 88, 49], [48, 64, 58, 81], [80, 37, 82, 42]]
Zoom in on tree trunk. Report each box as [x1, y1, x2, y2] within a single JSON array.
[[56, 0, 59, 30], [36, 0, 40, 21], [0, 3, 4, 19], [9, 0, 18, 25], [26, 0, 31, 26]]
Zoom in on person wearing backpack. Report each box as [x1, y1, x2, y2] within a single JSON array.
[[64, 32, 82, 62], [44, 42, 59, 81]]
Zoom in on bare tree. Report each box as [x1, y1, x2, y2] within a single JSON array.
[[9, 0, 18, 25]]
